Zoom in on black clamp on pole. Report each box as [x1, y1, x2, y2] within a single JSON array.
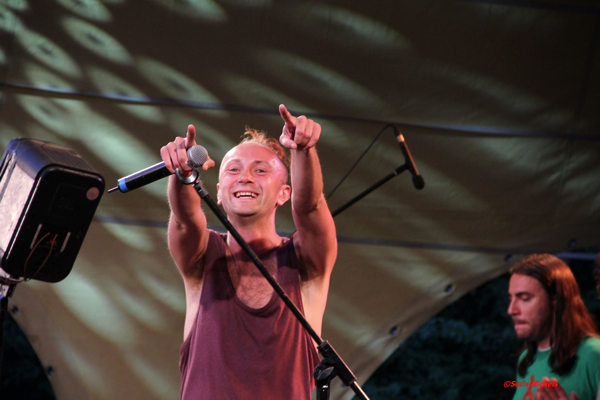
[[315, 340, 369, 400], [314, 356, 337, 400]]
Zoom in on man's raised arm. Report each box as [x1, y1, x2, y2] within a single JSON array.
[[279, 104, 337, 283], [161, 125, 215, 281]]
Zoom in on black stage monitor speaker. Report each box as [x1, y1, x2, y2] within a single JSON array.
[[0, 138, 104, 283]]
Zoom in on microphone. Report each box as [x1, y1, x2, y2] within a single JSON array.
[[394, 128, 425, 190], [108, 145, 209, 193]]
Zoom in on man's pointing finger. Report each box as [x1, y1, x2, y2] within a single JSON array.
[[185, 124, 196, 149], [279, 104, 296, 128]]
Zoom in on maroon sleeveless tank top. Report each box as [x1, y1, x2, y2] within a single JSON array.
[[179, 230, 320, 400]]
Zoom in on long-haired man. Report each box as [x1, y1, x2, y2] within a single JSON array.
[[508, 253, 600, 400]]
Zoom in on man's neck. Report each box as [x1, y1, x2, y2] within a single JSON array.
[[537, 336, 551, 350], [226, 215, 282, 256]]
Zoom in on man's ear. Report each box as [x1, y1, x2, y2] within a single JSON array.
[[277, 184, 291, 206], [217, 183, 222, 205]]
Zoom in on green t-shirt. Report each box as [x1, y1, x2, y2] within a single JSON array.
[[512, 337, 600, 400]]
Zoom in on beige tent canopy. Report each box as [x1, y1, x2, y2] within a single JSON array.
[[1, 1, 599, 399]]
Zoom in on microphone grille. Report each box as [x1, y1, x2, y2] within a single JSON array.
[[413, 174, 425, 190], [186, 145, 209, 168]]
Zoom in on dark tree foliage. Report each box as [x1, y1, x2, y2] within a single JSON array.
[[355, 250, 600, 400], [1, 311, 55, 400]]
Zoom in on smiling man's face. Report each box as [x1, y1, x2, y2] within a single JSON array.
[[217, 142, 290, 220]]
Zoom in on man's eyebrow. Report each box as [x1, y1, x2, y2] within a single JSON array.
[[509, 291, 534, 297], [224, 159, 270, 164]]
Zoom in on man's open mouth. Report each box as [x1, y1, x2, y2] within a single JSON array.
[[234, 192, 258, 198]]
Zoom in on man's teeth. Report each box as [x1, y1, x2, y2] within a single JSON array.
[[234, 192, 257, 198]]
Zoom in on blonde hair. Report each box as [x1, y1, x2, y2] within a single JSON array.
[[240, 126, 289, 172]]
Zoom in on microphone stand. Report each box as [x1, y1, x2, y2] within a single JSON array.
[[185, 177, 370, 400], [331, 163, 410, 218], [328, 124, 424, 217], [312, 133, 424, 397]]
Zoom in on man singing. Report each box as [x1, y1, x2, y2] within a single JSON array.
[[160, 104, 337, 399]]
